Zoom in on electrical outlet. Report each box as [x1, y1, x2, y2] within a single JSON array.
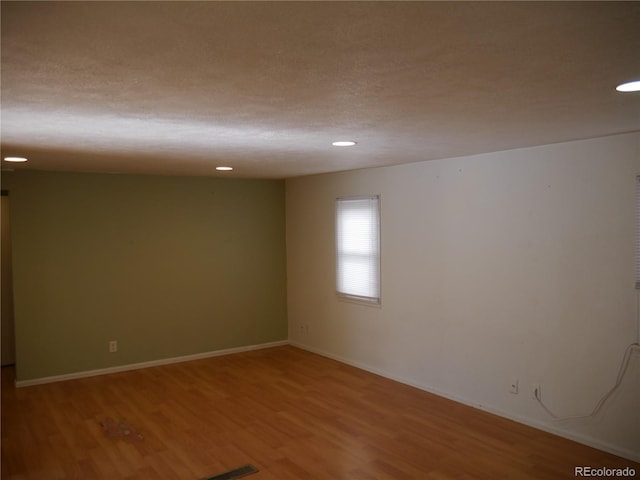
[[109, 340, 118, 353], [509, 379, 519, 394]]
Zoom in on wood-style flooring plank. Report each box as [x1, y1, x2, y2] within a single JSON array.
[[2, 346, 638, 479]]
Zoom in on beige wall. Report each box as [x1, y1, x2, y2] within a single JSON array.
[[2, 171, 287, 382], [286, 133, 640, 460]]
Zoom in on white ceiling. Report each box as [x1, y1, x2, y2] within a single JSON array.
[[1, 1, 639, 179]]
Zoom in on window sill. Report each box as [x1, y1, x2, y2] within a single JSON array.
[[336, 293, 381, 308]]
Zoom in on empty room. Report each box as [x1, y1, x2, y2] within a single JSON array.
[[1, 2, 639, 479]]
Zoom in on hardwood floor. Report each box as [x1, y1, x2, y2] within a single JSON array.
[[2, 346, 637, 479]]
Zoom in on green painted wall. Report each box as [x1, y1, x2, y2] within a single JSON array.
[[2, 171, 287, 382]]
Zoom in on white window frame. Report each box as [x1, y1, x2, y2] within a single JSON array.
[[335, 195, 381, 305]]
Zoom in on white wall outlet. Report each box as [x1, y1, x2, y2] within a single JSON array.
[[509, 379, 519, 394], [108, 340, 118, 353]]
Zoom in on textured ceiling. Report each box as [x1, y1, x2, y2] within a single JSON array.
[[1, 1, 639, 179]]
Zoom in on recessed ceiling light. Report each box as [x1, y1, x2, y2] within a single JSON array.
[[616, 81, 640, 92], [215, 166, 233, 171], [3, 156, 28, 162], [332, 141, 357, 147]]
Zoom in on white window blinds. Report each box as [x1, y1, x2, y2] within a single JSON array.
[[336, 195, 380, 303]]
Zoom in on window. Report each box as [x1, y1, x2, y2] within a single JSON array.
[[336, 195, 381, 304]]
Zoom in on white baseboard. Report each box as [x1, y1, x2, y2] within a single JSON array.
[[289, 341, 640, 464], [15, 340, 289, 388]]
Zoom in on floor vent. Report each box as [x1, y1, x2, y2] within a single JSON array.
[[204, 464, 259, 480]]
